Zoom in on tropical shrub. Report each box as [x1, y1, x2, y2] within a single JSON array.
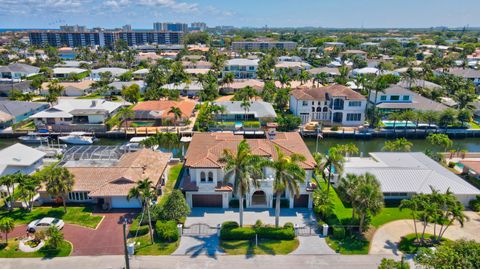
[[155, 220, 179, 242], [332, 225, 346, 239], [469, 195, 480, 212], [255, 226, 295, 240]]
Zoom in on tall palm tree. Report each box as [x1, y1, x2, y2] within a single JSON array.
[[16, 174, 40, 211], [382, 138, 413, 152], [219, 140, 263, 227], [277, 71, 292, 88], [44, 167, 75, 213], [298, 69, 311, 85], [117, 106, 134, 132], [264, 146, 306, 228], [0, 174, 17, 211], [128, 178, 156, 244], [388, 112, 402, 133], [399, 110, 416, 135], [313, 72, 329, 87], [221, 72, 235, 87], [168, 106, 183, 129], [240, 99, 251, 122], [355, 173, 384, 232], [323, 146, 345, 193], [338, 173, 362, 220], [0, 217, 14, 244]]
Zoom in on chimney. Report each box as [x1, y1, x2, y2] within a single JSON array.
[[91, 100, 97, 107]]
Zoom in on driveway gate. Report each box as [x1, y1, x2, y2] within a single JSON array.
[[182, 223, 218, 236]]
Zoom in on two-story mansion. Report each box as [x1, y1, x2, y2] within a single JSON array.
[[289, 85, 367, 126], [181, 132, 316, 209]]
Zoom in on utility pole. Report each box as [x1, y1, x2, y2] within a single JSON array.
[[123, 218, 130, 269]]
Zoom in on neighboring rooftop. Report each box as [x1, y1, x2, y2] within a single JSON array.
[[132, 99, 195, 120], [0, 63, 40, 76], [0, 143, 46, 168], [290, 84, 365, 101], [344, 152, 480, 196], [213, 101, 277, 119], [0, 100, 48, 118]]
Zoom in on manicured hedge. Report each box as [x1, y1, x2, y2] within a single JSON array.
[[220, 221, 296, 241], [129, 219, 149, 237], [220, 227, 256, 240], [255, 226, 295, 240], [155, 220, 179, 242]]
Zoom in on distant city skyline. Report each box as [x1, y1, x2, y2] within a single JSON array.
[[1, 0, 479, 29]]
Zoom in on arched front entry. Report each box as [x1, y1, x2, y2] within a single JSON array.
[[251, 190, 267, 207]]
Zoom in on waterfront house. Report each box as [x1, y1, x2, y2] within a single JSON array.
[[30, 99, 124, 132], [38, 149, 171, 209], [40, 80, 94, 96], [0, 143, 45, 198], [163, 82, 203, 97], [108, 80, 146, 95], [52, 67, 87, 79], [181, 132, 315, 208], [211, 101, 276, 130], [370, 85, 447, 114], [0, 100, 49, 128], [90, 67, 129, 81], [220, 79, 264, 94], [440, 68, 480, 87], [289, 85, 367, 126], [0, 63, 40, 81], [341, 152, 480, 206], [223, 58, 259, 79], [132, 99, 195, 126]]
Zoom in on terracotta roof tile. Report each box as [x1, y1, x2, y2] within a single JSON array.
[[133, 100, 195, 120]]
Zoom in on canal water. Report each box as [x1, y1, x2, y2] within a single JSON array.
[[1, 136, 480, 156]]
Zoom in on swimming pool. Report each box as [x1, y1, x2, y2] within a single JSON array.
[[382, 120, 417, 128]]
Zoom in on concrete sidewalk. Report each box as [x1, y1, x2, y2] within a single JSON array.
[[0, 254, 401, 269]]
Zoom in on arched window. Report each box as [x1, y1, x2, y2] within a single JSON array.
[[316, 107, 321, 112], [323, 107, 328, 112], [208, 172, 214, 182], [311, 107, 315, 112], [200, 171, 206, 182]]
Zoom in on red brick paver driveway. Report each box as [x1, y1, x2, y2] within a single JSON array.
[[10, 210, 137, 256]]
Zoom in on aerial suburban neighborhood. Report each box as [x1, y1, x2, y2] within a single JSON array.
[[0, 1, 480, 269]]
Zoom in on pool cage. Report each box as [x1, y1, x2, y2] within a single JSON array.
[[59, 145, 124, 165]]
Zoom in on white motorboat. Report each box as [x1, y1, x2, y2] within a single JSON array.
[[18, 134, 49, 144], [120, 137, 157, 152], [58, 132, 95, 145]]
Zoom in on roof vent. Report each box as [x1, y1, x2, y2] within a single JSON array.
[[91, 100, 97, 107], [13, 157, 21, 162]]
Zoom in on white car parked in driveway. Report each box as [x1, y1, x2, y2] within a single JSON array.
[[27, 217, 65, 233]]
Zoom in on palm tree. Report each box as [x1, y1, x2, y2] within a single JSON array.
[[277, 70, 292, 88], [0, 174, 17, 211], [0, 217, 14, 244], [335, 66, 350, 85], [355, 173, 384, 232], [44, 167, 75, 213], [240, 99, 251, 122], [400, 195, 424, 242], [313, 72, 329, 87], [128, 178, 156, 244], [388, 112, 402, 134], [382, 138, 413, 152], [264, 146, 306, 228], [312, 152, 327, 186], [423, 110, 439, 134], [401, 67, 418, 90], [218, 140, 263, 227], [323, 146, 345, 193], [117, 106, 134, 132], [298, 69, 311, 85], [168, 106, 183, 130], [399, 110, 416, 135], [338, 173, 362, 221], [16, 174, 40, 211], [221, 72, 235, 87]]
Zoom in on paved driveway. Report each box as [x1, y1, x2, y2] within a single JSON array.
[[10, 210, 136, 256], [370, 211, 480, 255], [173, 234, 225, 257], [185, 208, 316, 227], [290, 236, 337, 255]]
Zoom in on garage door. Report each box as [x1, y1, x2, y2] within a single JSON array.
[[111, 197, 142, 208], [192, 194, 222, 207], [293, 194, 309, 208]]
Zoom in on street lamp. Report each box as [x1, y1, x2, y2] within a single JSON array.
[[122, 217, 130, 269]]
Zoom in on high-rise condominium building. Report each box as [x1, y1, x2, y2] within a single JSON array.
[[153, 22, 188, 33]]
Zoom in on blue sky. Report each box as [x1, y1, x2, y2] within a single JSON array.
[[1, 0, 479, 29]]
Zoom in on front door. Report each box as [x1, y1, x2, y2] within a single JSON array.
[[251, 190, 267, 207]]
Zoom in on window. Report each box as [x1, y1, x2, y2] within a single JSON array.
[[200, 172, 206, 182], [346, 113, 361, 121], [317, 101, 321, 105], [380, 95, 387, 101], [311, 107, 315, 112], [311, 101, 315, 105], [348, 101, 362, 107], [390, 95, 400, 101], [208, 172, 214, 182], [402, 95, 410, 101], [68, 191, 91, 201], [302, 101, 308, 106]]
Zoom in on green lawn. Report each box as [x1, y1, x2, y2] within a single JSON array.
[[325, 236, 369, 255], [469, 121, 480, 129], [0, 206, 103, 229], [131, 234, 179, 255], [398, 233, 450, 254], [220, 239, 299, 255], [158, 164, 183, 206], [0, 240, 72, 258], [323, 183, 412, 228]]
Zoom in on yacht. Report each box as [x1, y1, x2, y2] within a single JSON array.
[[120, 137, 157, 152], [18, 133, 49, 144], [58, 132, 95, 145]]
